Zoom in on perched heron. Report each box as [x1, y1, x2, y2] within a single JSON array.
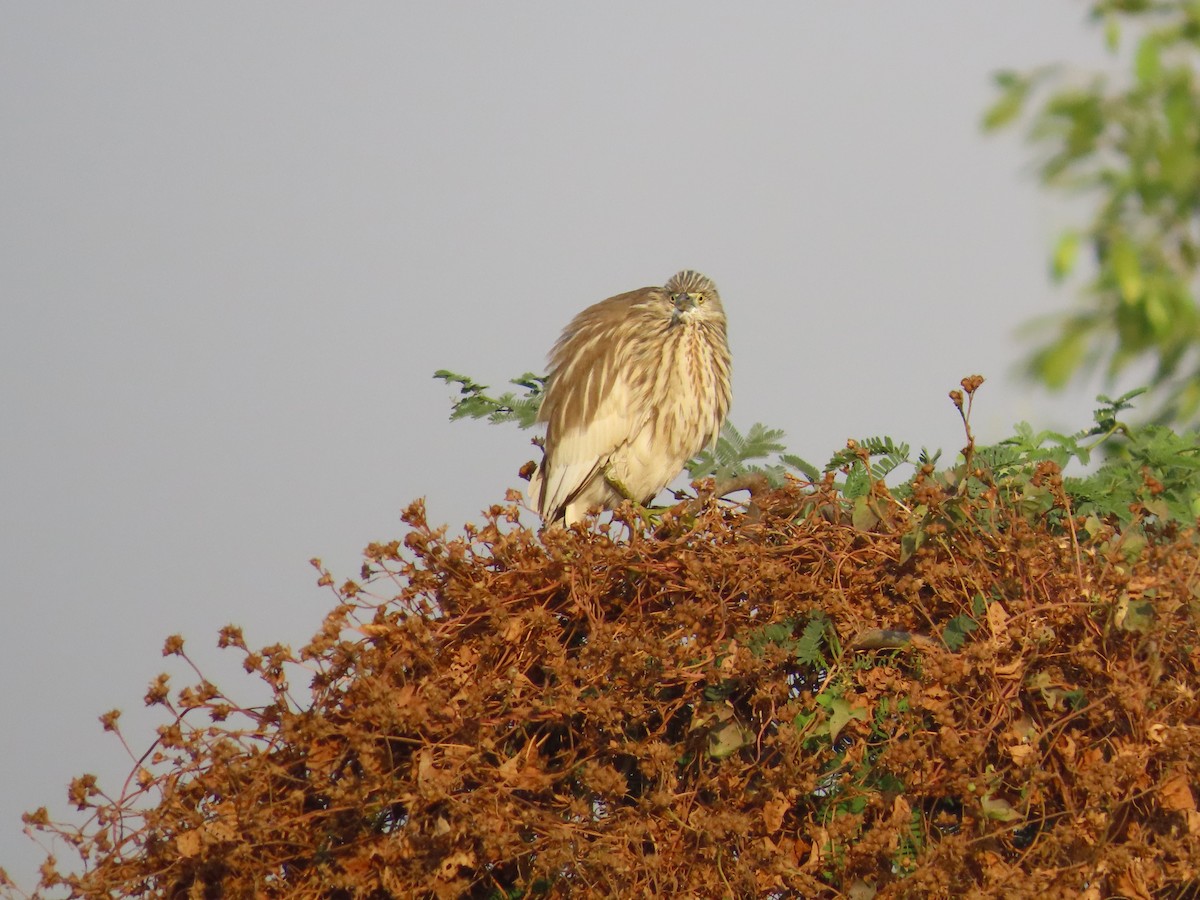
[[528, 270, 732, 525]]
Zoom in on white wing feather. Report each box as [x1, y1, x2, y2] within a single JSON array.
[[536, 376, 642, 520]]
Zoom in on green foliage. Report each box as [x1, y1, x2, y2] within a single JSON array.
[[437, 364, 1200, 536], [686, 421, 794, 483], [819, 386, 1199, 538], [824, 436, 930, 499], [986, 1, 1200, 421], [796, 614, 834, 666], [435, 369, 819, 484], [745, 612, 833, 667], [971, 387, 1200, 527], [942, 614, 980, 652], [434, 370, 545, 428], [942, 594, 989, 651], [435, 361, 1200, 580], [972, 388, 1142, 478], [1069, 423, 1200, 523]]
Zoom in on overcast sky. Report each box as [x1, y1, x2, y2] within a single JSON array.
[[0, 3, 1119, 889]]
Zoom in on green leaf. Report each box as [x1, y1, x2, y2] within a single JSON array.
[[982, 70, 1030, 131], [781, 454, 821, 481], [898, 506, 928, 564], [1116, 595, 1155, 632], [795, 614, 831, 666], [980, 795, 1021, 822], [1028, 671, 1085, 712], [983, 3, 1200, 418], [433, 369, 545, 428], [1164, 81, 1193, 137], [688, 421, 790, 482], [851, 496, 880, 531], [983, 95, 1023, 131], [1111, 238, 1144, 304], [1104, 14, 1120, 53], [941, 614, 979, 651], [1051, 231, 1081, 281], [793, 710, 818, 736], [1142, 284, 1175, 338], [707, 718, 753, 759], [1135, 34, 1162, 85], [1031, 326, 1089, 389], [1117, 529, 1148, 563], [825, 696, 868, 742]]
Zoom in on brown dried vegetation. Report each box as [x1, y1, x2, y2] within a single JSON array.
[[16, 473, 1200, 898]]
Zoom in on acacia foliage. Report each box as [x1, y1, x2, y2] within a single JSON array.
[[987, 0, 1200, 420], [15, 461, 1200, 899]]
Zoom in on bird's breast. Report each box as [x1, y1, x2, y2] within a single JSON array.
[[640, 322, 731, 460]]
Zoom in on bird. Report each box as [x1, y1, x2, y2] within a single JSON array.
[[528, 269, 732, 526]]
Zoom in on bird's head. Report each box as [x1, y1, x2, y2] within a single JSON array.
[[663, 270, 724, 325]]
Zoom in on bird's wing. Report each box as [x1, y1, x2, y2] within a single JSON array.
[[538, 371, 642, 519], [533, 287, 656, 521]]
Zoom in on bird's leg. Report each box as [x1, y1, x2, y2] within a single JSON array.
[[602, 468, 637, 504], [603, 468, 660, 529]]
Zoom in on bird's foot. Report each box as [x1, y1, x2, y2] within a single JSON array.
[[602, 470, 661, 532], [610, 499, 661, 535]]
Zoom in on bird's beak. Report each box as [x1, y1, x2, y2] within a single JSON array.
[[672, 292, 700, 313]]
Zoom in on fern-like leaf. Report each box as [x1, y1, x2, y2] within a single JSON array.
[[434, 370, 545, 429]]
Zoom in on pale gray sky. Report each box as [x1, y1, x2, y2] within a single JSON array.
[[1, 3, 1114, 888]]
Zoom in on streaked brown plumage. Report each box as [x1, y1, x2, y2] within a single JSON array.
[[528, 270, 732, 525]]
